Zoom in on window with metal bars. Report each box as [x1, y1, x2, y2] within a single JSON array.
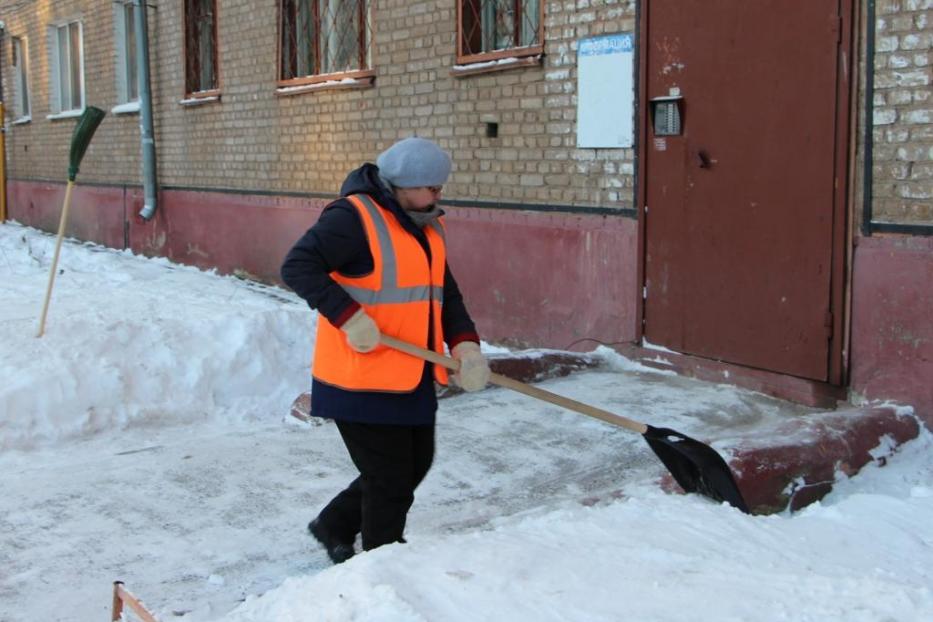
[[184, 0, 219, 95], [279, 0, 372, 85], [458, 0, 542, 63]]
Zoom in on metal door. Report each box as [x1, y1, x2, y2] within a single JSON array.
[[642, 0, 848, 381]]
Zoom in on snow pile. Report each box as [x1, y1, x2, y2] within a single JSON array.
[[0, 223, 312, 449], [217, 430, 933, 622]]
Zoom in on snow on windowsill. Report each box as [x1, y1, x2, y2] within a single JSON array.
[[46, 109, 84, 120], [111, 101, 140, 115], [179, 95, 220, 107], [451, 54, 542, 76], [275, 76, 373, 96]]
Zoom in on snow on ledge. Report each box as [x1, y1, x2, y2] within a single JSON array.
[[179, 95, 220, 106], [111, 101, 140, 115], [275, 77, 372, 95], [46, 109, 84, 120], [640, 337, 679, 354], [452, 54, 542, 75]]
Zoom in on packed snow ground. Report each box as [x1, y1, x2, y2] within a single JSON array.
[[1, 222, 931, 621]]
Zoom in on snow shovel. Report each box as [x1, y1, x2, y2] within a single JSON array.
[[380, 334, 750, 513]]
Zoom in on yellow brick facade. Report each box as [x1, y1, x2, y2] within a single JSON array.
[[868, 0, 933, 224], [2, 1, 930, 225], [1, 0, 638, 210]]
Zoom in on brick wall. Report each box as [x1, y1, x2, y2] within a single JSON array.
[[0, 1, 146, 186], [1, 0, 638, 210], [6, 1, 926, 222], [869, 0, 933, 225]]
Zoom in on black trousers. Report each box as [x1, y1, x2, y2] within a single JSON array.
[[317, 420, 435, 551]]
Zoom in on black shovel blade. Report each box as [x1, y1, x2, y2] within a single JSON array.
[[643, 425, 750, 513]]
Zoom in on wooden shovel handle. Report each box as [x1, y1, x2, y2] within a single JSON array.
[[379, 335, 648, 435]]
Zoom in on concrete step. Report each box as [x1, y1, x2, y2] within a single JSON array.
[[291, 348, 923, 515], [725, 405, 921, 514], [484, 349, 924, 514]]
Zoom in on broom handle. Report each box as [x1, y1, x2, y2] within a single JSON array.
[[36, 181, 75, 338], [380, 335, 648, 435]]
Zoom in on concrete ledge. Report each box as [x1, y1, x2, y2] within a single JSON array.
[[614, 343, 847, 408], [724, 406, 921, 514], [438, 351, 601, 398], [489, 351, 601, 382]]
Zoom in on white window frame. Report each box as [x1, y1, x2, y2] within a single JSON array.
[[113, 0, 141, 112], [47, 20, 86, 118], [11, 35, 31, 123]]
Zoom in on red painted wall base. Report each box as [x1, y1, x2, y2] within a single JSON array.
[[6, 180, 639, 352], [851, 235, 933, 427], [8, 180, 931, 425]]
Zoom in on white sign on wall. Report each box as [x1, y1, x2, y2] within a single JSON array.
[[576, 33, 635, 149]]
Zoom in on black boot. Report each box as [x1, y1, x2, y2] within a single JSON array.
[[308, 518, 355, 564]]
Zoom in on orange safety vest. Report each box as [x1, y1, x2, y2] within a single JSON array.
[[312, 194, 450, 392]]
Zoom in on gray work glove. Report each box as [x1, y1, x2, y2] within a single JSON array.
[[341, 308, 379, 353], [451, 342, 490, 392]]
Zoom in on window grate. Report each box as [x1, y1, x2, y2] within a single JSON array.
[[460, 0, 541, 59], [279, 0, 372, 82]]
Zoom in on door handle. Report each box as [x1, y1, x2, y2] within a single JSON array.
[[697, 149, 712, 169]]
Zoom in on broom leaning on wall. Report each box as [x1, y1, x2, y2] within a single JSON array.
[[36, 106, 106, 338]]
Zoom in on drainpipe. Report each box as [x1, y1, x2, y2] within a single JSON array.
[[861, 0, 875, 236], [134, 0, 158, 220], [0, 21, 7, 224]]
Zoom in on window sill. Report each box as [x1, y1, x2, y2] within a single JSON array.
[[179, 94, 221, 107], [112, 101, 140, 115], [47, 109, 85, 121], [451, 54, 543, 77], [12, 116, 32, 125], [275, 75, 375, 97]]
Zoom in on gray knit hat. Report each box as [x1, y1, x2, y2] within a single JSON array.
[[376, 137, 452, 188]]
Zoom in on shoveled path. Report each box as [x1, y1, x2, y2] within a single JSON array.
[[1, 353, 919, 621]]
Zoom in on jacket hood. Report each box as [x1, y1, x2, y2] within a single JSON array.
[[340, 163, 391, 202]]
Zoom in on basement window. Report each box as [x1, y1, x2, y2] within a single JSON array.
[[277, 0, 374, 89], [184, 0, 220, 98], [456, 0, 543, 69]]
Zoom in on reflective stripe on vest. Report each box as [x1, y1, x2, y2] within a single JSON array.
[[311, 194, 449, 392], [339, 194, 445, 307]]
